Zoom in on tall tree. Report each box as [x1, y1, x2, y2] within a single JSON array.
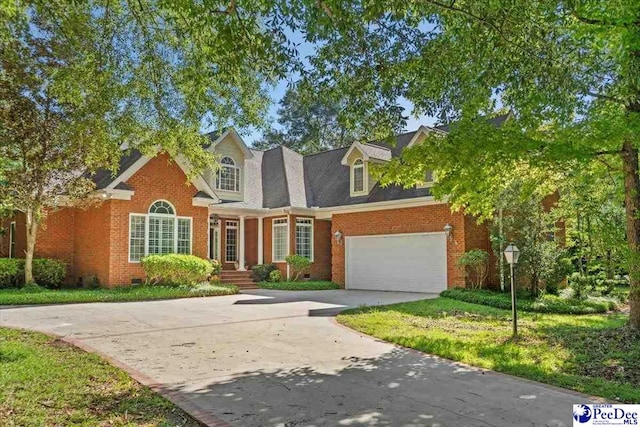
[[0, 0, 292, 283], [289, 1, 640, 328], [254, 86, 363, 154]]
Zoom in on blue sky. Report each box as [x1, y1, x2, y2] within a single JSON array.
[[235, 29, 437, 146]]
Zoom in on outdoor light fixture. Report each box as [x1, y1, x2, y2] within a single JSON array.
[[334, 230, 343, 244], [503, 243, 520, 336], [443, 223, 453, 239], [210, 213, 219, 226], [504, 244, 520, 265]]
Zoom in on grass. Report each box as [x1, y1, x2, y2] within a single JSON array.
[[258, 281, 340, 290], [441, 287, 623, 314], [0, 283, 238, 305], [0, 327, 201, 426], [337, 297, 640, 402]]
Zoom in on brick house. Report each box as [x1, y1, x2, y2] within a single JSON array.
[[1, 117, 511, 291]]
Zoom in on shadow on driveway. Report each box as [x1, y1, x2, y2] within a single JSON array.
[[167, 345, 576, 427]]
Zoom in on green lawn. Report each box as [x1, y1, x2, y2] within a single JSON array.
[[0, 328, 201, 426], [441, 287, 623, 314], [0, 283, 238, 305], [258, 281, 340, 290], [337, 297, 639, 402]]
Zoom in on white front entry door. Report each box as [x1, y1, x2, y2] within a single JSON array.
[[345, 233, 448, 293]]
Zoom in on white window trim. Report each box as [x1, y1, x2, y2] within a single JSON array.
[[225, 220, 239, 263], [295, 217, 314, 262], [272, 217, 289, 263], [128, 209, 193, 264], [215, 156, 241, 193], [149, 199, 176, 215], [350, 158, 368, 197], [8, 221, 16, 259]]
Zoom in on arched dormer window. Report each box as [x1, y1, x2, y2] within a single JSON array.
[[351, 158, 366, 195], [128, 200, 192, 262], [216, 156, 240, 192]]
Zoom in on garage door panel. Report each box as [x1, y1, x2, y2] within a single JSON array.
[[346, 233, 447, 293]]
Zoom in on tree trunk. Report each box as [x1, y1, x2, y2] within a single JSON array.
[[622, 138, 640, 329], [24, 207, 38, 284]]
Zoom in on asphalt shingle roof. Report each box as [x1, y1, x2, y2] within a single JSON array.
[[91, 114, 509, 209]]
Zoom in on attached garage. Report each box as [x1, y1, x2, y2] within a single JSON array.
[[345, 232, 448, 293]]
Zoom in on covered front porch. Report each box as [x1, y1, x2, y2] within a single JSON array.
[[208, 211, 263, 272], [207, 206, 332, 280]]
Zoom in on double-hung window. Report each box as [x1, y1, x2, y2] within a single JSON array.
[[352, 158, 365, 194], [128, 200, 192, 262], [295, 218, 313, 260], [272, 218, 288, 262], [216, 156, 240, 192]]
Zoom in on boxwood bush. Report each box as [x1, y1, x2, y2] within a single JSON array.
[[32, 259, 66, 288], [0, 258, 66, 288], [251, 263, 278, 282], [0, 259, 21, 288], [141, 254, 213, 286], [441, 287, 618, 314]]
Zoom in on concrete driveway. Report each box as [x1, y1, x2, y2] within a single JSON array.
[[0, 289, 592, 426]]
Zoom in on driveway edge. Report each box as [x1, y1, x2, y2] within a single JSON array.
[[329, 316, 607, 404], [3, 326, 231, 427], [60, 336, 233, 427]]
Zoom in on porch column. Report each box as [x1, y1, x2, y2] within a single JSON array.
[[257, 217, 264, 264], [238, 215, 246, 271]]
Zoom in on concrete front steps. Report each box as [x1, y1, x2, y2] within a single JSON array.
[[219, 270, 258, 290]]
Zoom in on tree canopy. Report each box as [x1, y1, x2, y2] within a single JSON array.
[[254, 86, 363, 154], [287, 0, 640, 327]]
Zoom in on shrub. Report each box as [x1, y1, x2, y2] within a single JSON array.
[[285, 254, 312, 281], [141, 254, 213, 286], [32, 258, 66, 288], [456, 249, 489, 289], [0, 258, 21, 288], [268, 270, 282, 283], [538, 244, 572, 295], [569, 273, 598, 300], [252, 263, 278, 282], [209, 259, 222, 276], [0, 258, 66, 289]]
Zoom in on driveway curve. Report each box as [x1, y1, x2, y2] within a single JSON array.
[[0, 289, 593, 426]]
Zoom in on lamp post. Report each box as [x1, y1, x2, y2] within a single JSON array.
[[503, 244, 520, 337]]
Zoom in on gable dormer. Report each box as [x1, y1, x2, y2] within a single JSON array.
[[341, 142, 391, 197], [205, 128, 253, 202]]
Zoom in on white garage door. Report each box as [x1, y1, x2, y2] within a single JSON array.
[[345, 233, 447, 293]]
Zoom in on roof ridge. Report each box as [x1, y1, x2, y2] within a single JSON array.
[[303, 146, 350, 157]]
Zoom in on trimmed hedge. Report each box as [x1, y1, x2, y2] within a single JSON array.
[[441, 287, 618, 314], [0, 258, 66, 288], [141, 254, 213, 286]]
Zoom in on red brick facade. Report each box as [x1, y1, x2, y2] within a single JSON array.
[[2, 153, 494, 289], [330, 204, 490, 288]]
